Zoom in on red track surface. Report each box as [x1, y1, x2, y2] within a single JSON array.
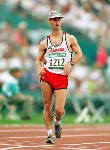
[[0, 124, 110, 150]]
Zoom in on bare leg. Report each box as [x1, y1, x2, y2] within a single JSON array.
[[54, 89, 66, 121], [41, 81, 53, 130], [54, 89, 66, 138]]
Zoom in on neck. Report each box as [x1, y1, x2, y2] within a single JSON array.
[[51, 29, 63, 37]]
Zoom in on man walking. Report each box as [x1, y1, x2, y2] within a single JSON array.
[[36, 10, 83, 143]]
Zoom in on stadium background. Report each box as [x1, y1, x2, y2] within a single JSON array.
[[0, 0, 110, 123]]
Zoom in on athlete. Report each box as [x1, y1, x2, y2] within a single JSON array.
[[36, 10, 83, 144]]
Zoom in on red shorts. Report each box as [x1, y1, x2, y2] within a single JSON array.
[[40, 68, 68, 90]]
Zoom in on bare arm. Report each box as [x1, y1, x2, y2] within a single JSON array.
[[64, 35, 83, 75], [70, 35, 83, 65], [36, 40, 46, 75]]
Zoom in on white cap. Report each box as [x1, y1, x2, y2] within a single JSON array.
[[48, 10, 63, 19]]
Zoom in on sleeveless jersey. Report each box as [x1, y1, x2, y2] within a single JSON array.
[[44, 32, 73, 75]]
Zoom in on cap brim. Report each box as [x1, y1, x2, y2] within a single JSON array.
[[49, 16, 63, 20]]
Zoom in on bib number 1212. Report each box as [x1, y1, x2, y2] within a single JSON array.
[[49, 58, 65, 68]]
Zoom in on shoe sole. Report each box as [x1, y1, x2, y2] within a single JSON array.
[[56, 135, 61, 138], [46, 140, 54, 144], [45, 137, 54, 144]]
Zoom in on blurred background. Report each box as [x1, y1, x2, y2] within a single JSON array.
[[0, 0, 110, 124]]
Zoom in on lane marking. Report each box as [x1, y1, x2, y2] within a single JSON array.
[[0, 129, 46, 132], [0, 144, 54, 150], [64, 142, 110, 145], [59, 148, 82, 150], [0, 133, 110, 139], [59, 148, 93, 150], [0, 128, 110, 132], [0, 126, 110, 149], [0, 125, 110, 129], [62, 133, 110, 137], [0, 142, 110, 150], [0, 125, 44, 127], [0, 144, 11, 146]]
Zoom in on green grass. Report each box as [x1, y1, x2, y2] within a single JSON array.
[[0, 113, 43, 125], [0, 113, 110, 125]]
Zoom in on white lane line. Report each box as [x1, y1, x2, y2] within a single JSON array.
[[0, 144, 54, 150], [62, 133, 110, 137], [59, 148, 93, 150], [64, 142, 110, 145], [0, 125, 110, 129], [59, 142, 110, 150], [0, 129, 46, 132], [0, 133, 110, 140], [0, 136, 45, 139], [0, 124, 110, 127], [0, 125, 44, 127], [0, 128, 110, 132], [59, 148, 82, 150], [0, 144, 11, 146], [0, 142, 110, 150]]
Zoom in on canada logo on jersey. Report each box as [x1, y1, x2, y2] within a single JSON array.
[[50, 48, 65, 52]]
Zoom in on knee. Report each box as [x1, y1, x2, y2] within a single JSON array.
[[55, 107, 64, 118]]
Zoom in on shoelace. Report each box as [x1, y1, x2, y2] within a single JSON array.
[[57, 124, 62, 130]]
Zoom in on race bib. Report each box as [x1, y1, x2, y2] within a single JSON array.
[[48, 53, 66, 69]]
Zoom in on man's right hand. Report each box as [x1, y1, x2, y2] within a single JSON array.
[[38, 67, 45, 76]]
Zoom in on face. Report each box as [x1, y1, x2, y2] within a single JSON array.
[[49, 17, 62, 30], [13, 71, 22, 79]]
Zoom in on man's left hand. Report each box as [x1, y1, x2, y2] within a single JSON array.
[[64, 62, 71, 75]]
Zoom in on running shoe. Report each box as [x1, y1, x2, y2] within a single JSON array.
[[55, 123, 62, 138], [45, 134, 54, 144]]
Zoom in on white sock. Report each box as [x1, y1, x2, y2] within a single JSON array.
[[47, 129, 53, 136], [54, 117, 60, 125]]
